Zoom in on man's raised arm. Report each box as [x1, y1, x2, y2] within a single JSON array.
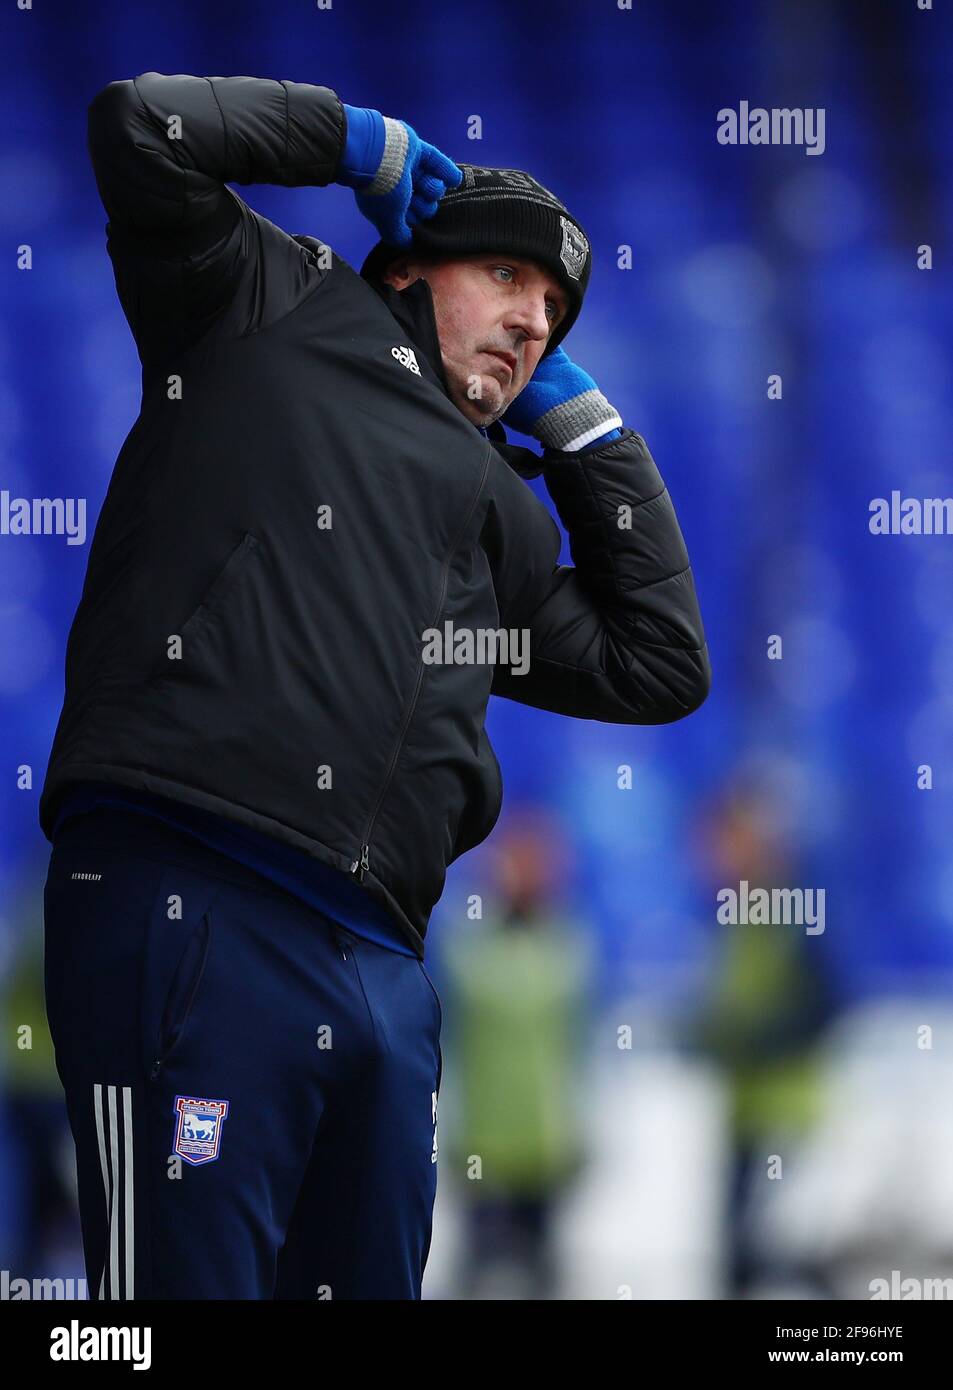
[[87, 73, 345, 240], [85, 73, 461, 366], [85, 73, 347, 363], [485, 426, 711, 725]]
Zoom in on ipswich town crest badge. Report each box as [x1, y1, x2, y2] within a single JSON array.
[[172, 1095, 229, 1166], [558, 215, 589, 281]]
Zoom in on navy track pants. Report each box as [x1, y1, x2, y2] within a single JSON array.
[[42, 808, 443, 1300]]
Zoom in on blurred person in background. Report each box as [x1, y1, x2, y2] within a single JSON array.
[[0, 902, 83, 1288], [688, 764, 839, 1299], [440, 810, 595, 1300]]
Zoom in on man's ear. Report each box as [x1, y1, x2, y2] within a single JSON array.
[[382, 255, 422, 290]]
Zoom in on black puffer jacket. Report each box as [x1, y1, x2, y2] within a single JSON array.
[[39, 73, 711, 956]]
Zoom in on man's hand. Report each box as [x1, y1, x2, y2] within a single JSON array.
[[501, 346, 624, 453], [336, 104, 462, 247]]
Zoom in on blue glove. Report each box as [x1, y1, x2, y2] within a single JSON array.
[[501, 346, 624, 452], [337, 104, 462, 248]]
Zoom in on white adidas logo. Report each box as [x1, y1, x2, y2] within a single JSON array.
[[391, 345, 421, 375]]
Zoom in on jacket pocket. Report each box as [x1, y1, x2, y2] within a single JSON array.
[[149, 531, 260, 684], [151, 909, 213, 1077], [417, 958, 443, 1032], [417, 960, 443, 1100]]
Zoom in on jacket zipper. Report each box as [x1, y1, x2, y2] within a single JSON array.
[[350, 447, 492, 883]]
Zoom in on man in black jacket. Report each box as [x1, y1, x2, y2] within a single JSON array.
[[41, 74, 710, 1300]]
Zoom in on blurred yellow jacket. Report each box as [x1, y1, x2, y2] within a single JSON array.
[[441, 914, 595, 1195]]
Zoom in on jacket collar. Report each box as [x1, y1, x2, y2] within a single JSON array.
[[291, 233, 511, 446], [372, 276, 448, 390], [370, 275, 508, 447]]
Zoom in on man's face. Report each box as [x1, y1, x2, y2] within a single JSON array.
[[380, 253, 568, 427]]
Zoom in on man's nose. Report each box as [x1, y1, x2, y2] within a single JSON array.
[[505, 293, 551, 343]]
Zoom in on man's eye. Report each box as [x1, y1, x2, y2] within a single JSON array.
[[494, 266, 560, 322]]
